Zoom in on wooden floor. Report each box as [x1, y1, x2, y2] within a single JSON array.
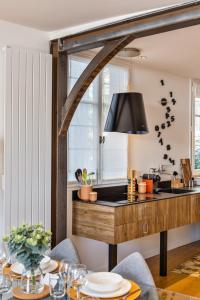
[[146, 240, 200, 297]]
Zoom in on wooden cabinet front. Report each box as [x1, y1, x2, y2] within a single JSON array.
[[156, 198, 177, 232], [190, 194, 200, 223], [114, 202, 157, 243], [176, 196, 191, 227], [72, 193, 200, 245]]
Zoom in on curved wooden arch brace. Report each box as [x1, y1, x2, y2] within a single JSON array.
[[59, 35, 134, 136]]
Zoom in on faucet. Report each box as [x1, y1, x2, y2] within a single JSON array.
[[150, 165, 171, 175]]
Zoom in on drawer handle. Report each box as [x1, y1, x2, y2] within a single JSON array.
[[143, 223, 148, 234]]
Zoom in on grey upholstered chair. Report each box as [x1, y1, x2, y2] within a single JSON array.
[[49, 239, 80, 263], [112, 252, 155, 287]]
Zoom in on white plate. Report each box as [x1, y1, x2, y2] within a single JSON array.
[[11, 259, 58, 275], [86, 272, 123, 293], [81, 279, 132, 298], [40, 256, 51, 269]]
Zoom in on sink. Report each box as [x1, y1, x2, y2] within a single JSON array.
[[159, 188, 194, 194]]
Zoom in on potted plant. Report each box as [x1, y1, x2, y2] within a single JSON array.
[[4, 224, 51, 294], [75, 168, 95, 200]]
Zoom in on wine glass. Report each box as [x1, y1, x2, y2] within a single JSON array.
[[0, 247, 7, 272], [68, 264, 87, 300], [0, 274, 12, 294], [59, 259, 71, 298]]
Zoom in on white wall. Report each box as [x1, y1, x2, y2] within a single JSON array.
[[129, 64, 191, 176], [0, 20, 49, 51], [0, 48, 5, 241], [68, 64, 200, 271], [0, 21, 50, 241]]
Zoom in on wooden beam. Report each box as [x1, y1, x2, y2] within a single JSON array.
[[51, 41, 68, 246], [59, 36, 134, 136], [58, 1, 200, 54], [51, 1, 200, 246]]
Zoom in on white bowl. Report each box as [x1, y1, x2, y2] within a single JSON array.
[[40, 256, 51, 270], [86, 272, 123, 293]]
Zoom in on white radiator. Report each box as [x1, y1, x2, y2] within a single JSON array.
[[0, 46, 52, 237]]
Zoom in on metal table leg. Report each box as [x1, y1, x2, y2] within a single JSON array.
[[108, 244, 117, 271], [160, 231, 168, 276]]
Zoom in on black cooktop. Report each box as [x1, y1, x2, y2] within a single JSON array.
[[74, 194, 158, 207], [95, 194, 157, 206], [72, 185, 158, 207]]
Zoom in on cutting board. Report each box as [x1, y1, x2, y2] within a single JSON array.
[[180, 158, 192, 186]]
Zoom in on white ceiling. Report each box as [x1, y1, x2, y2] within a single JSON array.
[[0, 0, 199, 79], [0, 0, 190, 31], [131, 24, 200, 79]]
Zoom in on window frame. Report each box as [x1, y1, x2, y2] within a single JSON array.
[[67, 51, 131, 187], [191, 79, 200, 175]]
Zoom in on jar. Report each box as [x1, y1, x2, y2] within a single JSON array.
[[138, 182, 146, 194], [143, 179, 153, 193], [21, 268, 44, 294], [77, 185, 93, 201], [89, 192, 97, 201]]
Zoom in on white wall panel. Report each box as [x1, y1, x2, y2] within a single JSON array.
[[44, 55, 52, 230], [4, 47, 12, 234], [0, 48, 6, 241], [25, 51, 34, 224], [1, 46, 52, 234]]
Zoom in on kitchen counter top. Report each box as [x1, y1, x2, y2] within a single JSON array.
[[72, 185, 200, 273], [73, 186, 200, 207]]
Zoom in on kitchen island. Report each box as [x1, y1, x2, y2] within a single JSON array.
[[72, 186, 200, 275]]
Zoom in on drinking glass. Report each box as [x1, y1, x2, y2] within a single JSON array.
[[0, 247, 7, 269], [0, 274, 12, 294], [68, 264, 87, 300], [59, 259, 71, 298], [49, 273, 65, 298]]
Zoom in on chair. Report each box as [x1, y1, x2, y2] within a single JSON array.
[[49, 239, 80, 263], [111, 252, 155, 287]]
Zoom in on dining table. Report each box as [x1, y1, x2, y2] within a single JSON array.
[[1, 282, 200, 300]]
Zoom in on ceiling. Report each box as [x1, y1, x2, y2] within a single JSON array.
[[0, 0, 190, 31], [130, 24, 200, 79], [0, 0, 199, 79]]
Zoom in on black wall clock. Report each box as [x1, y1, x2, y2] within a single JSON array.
[[154, 80, 177, 166]]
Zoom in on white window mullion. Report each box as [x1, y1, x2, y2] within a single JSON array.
[[97, 71, 103, 185], [191, 80, 200, 175]]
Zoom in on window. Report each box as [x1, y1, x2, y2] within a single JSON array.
[[192, 80, 200, 172], [68, 55, 129, 184]]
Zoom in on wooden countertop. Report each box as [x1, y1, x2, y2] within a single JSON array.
[[73, 186, 200, 207], [72, 187, 200, 244]]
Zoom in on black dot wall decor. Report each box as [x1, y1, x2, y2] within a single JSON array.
[[163, 154, 168, 160], [161, 123, 165, 130], [154, 80, 177, 166], [165, 112, 170, 119], [166, 144, 171, 151], [160, 80, 164, 86], [166, 121, 171, 127], [157, 132, 161, 138], [161, 98, 167, 106], [172, 98, 176, 105]]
